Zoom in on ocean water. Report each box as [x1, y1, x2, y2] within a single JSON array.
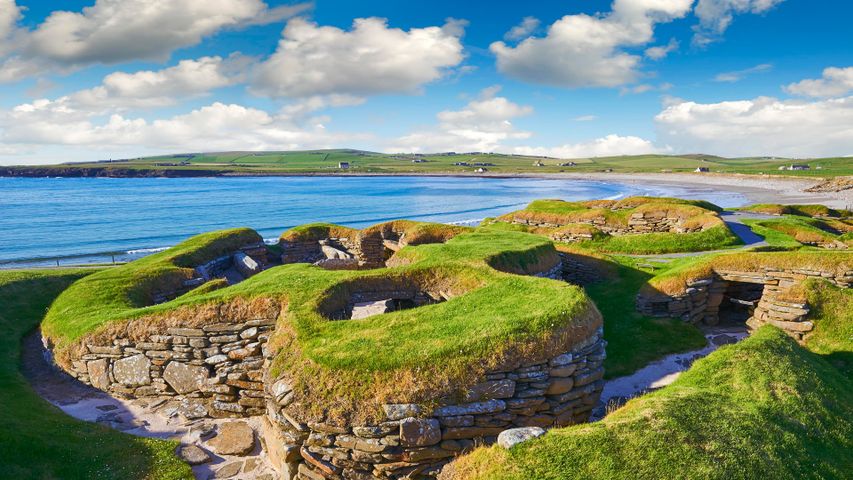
[[0, 176, 748, 268]]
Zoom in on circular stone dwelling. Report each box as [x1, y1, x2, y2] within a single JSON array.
[[42, 220, 605, 479]]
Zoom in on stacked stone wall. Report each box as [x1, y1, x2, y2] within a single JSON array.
[[510, 210, 708, 238], [62, 317, 276, 419], [636, 266, 852, 339], [558, 252, 605, 286], [262, 329, 606, 479]]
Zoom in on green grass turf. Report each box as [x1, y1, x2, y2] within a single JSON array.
[[0, 269, 192, 480], [578, 224, 742, 254], [584, 256, 707, 378], [446, 326, 853, 480], [802, 279, 853, 377]]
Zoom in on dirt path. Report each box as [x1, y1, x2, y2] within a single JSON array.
[[21, 331, 276, 480]]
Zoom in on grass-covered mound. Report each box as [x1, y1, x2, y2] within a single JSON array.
[[742, 215, 852, 249], [42, 227, 263, 352], [642, 250, 853, 296], [443, 326, 853, 480], [45, 224, 599, 423], [489, 197, 740, 254], [801, 279, 853, 376], [741, 203, 851, 218], [0, 269, 192, 480], [280, 219, 469, 246]]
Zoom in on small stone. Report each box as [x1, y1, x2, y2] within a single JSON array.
[[210, 460, 243, 479], [207, 421, 255, 456], [497, 427, 546, 449], [177, 445, 211, 465], [86, 359, 110, 390]]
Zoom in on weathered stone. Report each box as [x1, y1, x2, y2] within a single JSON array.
[[207, 421, 255, 456], [352, 424, 397, 438], [549, 364, 578, 377], [205, 354, 229, 365], [162, 361, 209, 394], [177, 444, 211, 465], [113, 354, 151, 386], [383, 403, 423, 421], [336, 435, 386, 453], [433, 399, 505, 417], [401, 447, 454, 462], [351, 299, 393, 319], [167, 327, 204, 337], [441, 426, 505, 440], [545, 377, 574, 395], [211, 460, 243, 479], [463, 379, 516, 402], [497, 427, 546, 449], [86, 359, 110, 390], [399, 418, 441, 447]]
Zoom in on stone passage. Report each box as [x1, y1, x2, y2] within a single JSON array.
[[637, 266, 853, 340], [62, 317, 276, 418], [262, 329, 606, 479]]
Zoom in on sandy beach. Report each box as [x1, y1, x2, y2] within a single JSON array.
[[515, 172, 853, 209]]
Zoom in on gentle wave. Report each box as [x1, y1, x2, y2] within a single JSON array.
[[446, 218, 485, 226], [126, 247, 169, 255]]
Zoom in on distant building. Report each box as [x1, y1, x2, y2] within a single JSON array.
[[559, 162, 576, 167], [411, 159, 427, 163], [475, 167, 488, 173], [453, 162, 470, 166], [694, 167, 710, 173], [787, 164, 810, 171], [533, 161, 544, 167], [338, 162, 350, 169]]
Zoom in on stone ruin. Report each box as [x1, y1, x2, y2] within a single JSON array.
[[637, 264, 853, 340]]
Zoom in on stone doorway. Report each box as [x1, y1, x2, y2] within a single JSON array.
[[716, 281, 764, 325]]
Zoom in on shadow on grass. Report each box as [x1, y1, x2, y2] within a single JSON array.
[[0, 271, 192, 480], [580, 258, 707, 379]]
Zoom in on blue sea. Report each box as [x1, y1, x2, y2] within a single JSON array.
[[0, 176, 749, 268]]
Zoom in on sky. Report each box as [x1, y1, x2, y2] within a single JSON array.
[[0, 0, 852, 165]]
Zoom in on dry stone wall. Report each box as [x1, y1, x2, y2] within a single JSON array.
[[262, 328, 606, 480], [62, 317, 276, 419], [510, 210, 709, 237], [637, 266, 853, 339]]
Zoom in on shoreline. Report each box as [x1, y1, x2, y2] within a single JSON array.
[[6, 170, 850, 208]]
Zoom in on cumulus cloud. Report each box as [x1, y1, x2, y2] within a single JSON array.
[[645, 38, 679, 60], [655, 95, 853, 157], [67, 55, 251, 109], [693, 0, 785, 46], [504, 16, 540, 41], [0, 100, 367, 164], [387, 87, 532, 153], [713, 63, 772, 82], [490, 0, 692, 88], [511, 134, 662, 159], [0, 0, 309, 82], [252, 17, 466, 97], [784, 66, 853, 98]]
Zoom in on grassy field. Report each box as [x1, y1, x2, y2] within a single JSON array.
[[445, 326, 853, 480], [5, 149, 852, 177], [0, 269, 192, 480]]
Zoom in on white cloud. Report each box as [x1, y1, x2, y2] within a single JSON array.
[[25, 0, 309, 65], [620, 82, 673, 95], [512, 135, 662, 159], [713, 63, 772, 82], [252, 17, 465, 97], [784, 67, 853, 98], [655, 95, 853, 157], [693, 0, 785, 46], [504, 16, 540, 41], [67, 55, 250, 109], [0, 100, 367, 164], [490, 0, 692, 88], [645, 38, 679, 60], [387, 87, 532, 153], [573, 115, 598, 122], [0, 0, 309, 82]]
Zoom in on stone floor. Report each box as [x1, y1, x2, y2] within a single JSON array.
[[22, 331, 276, 480]]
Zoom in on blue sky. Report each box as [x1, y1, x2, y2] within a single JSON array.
[[0, 0, 852, 164]]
